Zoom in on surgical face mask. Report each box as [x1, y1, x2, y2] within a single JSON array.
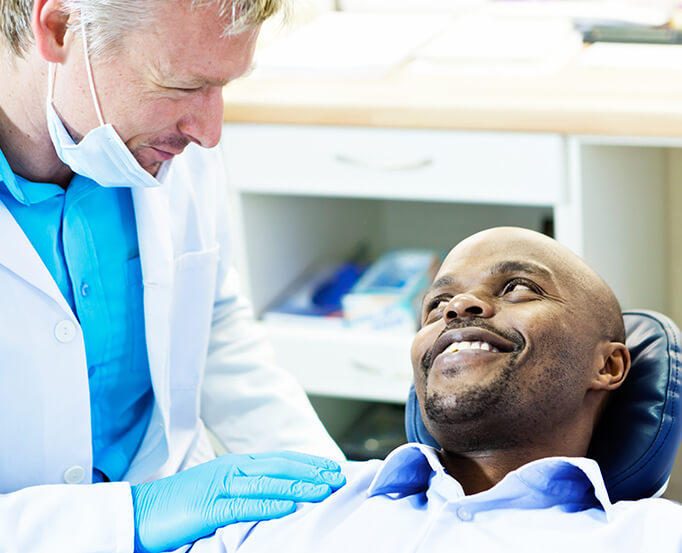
[[45, 25, 163, 188]]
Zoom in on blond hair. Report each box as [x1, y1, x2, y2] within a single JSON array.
[[1, 0, 282, 58]]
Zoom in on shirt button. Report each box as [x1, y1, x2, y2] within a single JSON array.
[[54, 320, 76, 343], [63, 465, 85, 484], [457, 506, 473, 521], [80, 283, 90, 297]]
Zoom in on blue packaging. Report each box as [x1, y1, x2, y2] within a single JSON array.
[[341, 249, 440, 332]]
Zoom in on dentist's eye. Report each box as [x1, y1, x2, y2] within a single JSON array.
[[162, 83, 203, 95]]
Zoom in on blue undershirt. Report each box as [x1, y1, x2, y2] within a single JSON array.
[[0, 147, 153, 483]]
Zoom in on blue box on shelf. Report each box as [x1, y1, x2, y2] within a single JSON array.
[[341, 249, 441, 333], [263, 261, 366, 328]]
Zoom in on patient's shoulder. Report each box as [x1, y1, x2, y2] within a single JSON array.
[[339, 458, 384, 485], [190, 458, 386, 553], [611, 496, 682, 523]]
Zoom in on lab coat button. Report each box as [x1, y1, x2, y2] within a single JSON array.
[[63, 465, 85, 484], [457, 506, 473, 521], [55, 320, 76, 343]]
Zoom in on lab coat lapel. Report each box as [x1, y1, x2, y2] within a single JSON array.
[[0, 201, 73, 315], [131, 186, 173, 419]]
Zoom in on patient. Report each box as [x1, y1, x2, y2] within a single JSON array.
[[190, 227, 682, 553]]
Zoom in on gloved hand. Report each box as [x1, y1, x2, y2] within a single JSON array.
[[130, 450, 345, 553]]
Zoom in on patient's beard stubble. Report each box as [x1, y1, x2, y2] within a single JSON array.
[[423, 356, 527, 452]]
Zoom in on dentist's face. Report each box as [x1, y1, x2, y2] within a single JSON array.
[[52, 0, 259, 175], [410, 228, 603, 453]]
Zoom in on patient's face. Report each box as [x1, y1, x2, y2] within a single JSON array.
[[411, 227, 602, 452]]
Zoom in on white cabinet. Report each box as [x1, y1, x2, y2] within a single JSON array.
[[224, 125, 565, 204], [221, 123, 672, 404]]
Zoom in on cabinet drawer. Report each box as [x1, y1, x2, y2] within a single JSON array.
[[222, 124, 566, 205], [264, 322, 414, 403]]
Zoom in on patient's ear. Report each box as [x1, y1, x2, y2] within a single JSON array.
[[590, 342, 631, 391]]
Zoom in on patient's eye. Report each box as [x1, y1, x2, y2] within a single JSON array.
[[501, 278, 542, 299], [423, 295, 450, 323]]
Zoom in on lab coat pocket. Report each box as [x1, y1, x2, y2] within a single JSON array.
[[168, 246, 219, 391]]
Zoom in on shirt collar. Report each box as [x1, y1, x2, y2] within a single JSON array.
[[367, 443, 448, 497], [514, 455, 613, 519], [0, 146, 28, 204], [367, 443, 614, 519], [0, 146, 67, 206], [0, 143, 174, 205]]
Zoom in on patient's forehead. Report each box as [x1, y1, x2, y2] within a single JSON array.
[[439, 227, 572, 279], [429, 226, 624, 341]]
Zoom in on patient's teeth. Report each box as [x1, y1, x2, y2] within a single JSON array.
[[442, 340, 502, 355]]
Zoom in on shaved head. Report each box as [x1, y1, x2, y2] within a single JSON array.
[[411, 226, 630, 462]]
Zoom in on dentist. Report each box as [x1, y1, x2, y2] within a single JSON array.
[[0, 1, 345, 552]]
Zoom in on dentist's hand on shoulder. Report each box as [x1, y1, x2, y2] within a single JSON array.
[[131, 450, 346, 553]]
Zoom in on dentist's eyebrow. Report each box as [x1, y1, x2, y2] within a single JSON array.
[[172, 75, 231, 88], [168, 63, 256, 89]]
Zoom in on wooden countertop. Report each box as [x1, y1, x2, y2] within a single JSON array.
[[222, 52, 682, 137]]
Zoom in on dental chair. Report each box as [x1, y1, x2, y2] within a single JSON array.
[[405, 309, 682, 502]]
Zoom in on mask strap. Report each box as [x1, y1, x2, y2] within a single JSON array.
[[81, 22, 105, 126], [47, 62, 57, 101]]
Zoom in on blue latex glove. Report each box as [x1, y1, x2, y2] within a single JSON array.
[[131, 450, 345, 553]]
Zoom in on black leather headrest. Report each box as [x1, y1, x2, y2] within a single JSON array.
[[404, 310, 682, 501]]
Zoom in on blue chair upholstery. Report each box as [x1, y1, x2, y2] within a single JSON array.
[[405, 310, 682, 502]]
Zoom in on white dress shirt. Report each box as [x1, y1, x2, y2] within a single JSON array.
[[190, 443, 682, 553]]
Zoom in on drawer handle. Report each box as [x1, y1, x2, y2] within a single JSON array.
[[351, 360, 383, 376], [351, 360, 408, 381], [334, 154, 434, 172]]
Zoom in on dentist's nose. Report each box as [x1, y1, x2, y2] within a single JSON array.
[[178, 86, 224, 148], [444, 293, 495, 323]]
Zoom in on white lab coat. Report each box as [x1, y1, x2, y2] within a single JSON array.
[[0, 144, 343, 553]]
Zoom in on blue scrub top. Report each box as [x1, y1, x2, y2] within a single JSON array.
[[0, 147, 153, 483]]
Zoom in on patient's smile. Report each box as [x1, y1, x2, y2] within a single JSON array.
[[428, 326, 517, 370], [442, 340, 501, 354]]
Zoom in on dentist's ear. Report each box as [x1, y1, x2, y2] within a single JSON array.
[[33, 0, 70, 63], [591, 342, 631, 391]]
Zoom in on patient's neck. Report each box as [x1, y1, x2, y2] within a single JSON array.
[[438, 442, 587, 496]]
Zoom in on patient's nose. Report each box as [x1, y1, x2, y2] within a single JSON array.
[[444, 293, 495, 322]]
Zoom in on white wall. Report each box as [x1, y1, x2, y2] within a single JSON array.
[[660, 150, 682, 501], [669, 150, 682, 326]]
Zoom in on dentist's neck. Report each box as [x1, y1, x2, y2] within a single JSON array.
[[0, 47, 73, 188]]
